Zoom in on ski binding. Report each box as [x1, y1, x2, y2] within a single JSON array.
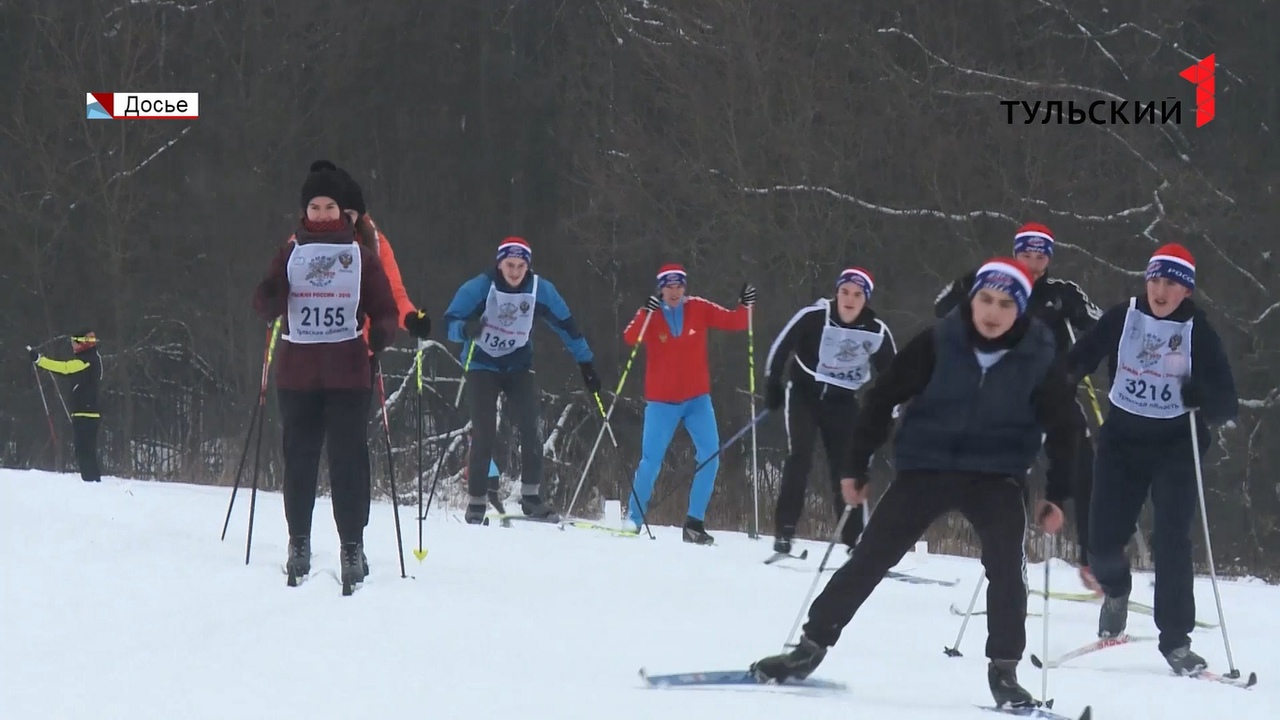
[[764, 549, 809, 565]]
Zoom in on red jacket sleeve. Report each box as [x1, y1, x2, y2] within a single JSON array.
[[359, 245, 400, 344], [698, 297, 750, 331], [253, 244, 291, 322], [622, 308, 653, 346]]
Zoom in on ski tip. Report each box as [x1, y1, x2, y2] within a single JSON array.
[[799, 549, 810, 559], [1078, 705, 1092, 720], [1030, 654, 1044, 669]]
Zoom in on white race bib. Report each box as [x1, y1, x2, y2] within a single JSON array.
[[477, 276, 538, 357], [1108, 298, 1193, 418], [811, 302, 884, 390], [283, 242, 362, 344]]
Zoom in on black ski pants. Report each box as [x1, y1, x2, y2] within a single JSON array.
[[804, 471, 1029, 661], [356, 359, 379, 527], [465, 368, 542, 501], [774, 383, 862, 546], [278, 388, 371, 544], [1089, 426, 1200, 653], [1068, 397, 1096, 564], [71, 416, 101, 482]]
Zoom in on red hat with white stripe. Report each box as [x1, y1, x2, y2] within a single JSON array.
[[656, 263, 688, 288], [1145, 243, 1196, 291], [970, 257, 1035, 315], [836, 267, 874, 301], [1013, 222, 1055, 257], [496, 236, 531, 264]]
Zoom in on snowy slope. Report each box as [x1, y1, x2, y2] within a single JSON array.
[[1, 469, 1274, 720]]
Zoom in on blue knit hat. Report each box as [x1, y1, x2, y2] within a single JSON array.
[[970, 258, 1035, 316]]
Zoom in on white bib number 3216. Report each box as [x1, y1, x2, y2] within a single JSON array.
[[1107, 298, 1193, 419]]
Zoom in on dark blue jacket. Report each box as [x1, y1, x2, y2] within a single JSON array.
[[443, 269, 594, 373], [845, 308, 1082, 503], [1064, 296, 1237, 445]]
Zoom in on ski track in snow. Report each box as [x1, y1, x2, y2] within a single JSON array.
[[2, 469, 1276, 719]]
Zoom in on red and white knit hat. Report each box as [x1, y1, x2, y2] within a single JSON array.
[[1145, 243, 1196, 291], [496, 236, 531, 263], [656, 263, 688, 288], [1013, 222, 1055, 257], [836, 267, 874, 300], [970, 257, 1035, 315]]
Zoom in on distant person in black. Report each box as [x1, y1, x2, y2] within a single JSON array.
[[1065, 243, 1238, 675], [763, 267, 897, 553], [29, 330, 103, 482], [935, 222, 1103, 591], [751, 258, 1081, 710]]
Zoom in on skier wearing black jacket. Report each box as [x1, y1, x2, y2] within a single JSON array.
[[28, 330, 103, 483], [1064, 243, 1237, 675], [763, 267, 896, 553], [935, 222, 1102, 589], [751, 258, 1081, 709]]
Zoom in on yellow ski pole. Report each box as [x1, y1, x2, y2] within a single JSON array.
[[565, 308, 655, 524]]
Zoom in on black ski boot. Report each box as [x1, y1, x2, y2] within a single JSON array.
[[1163, 645, 1207, 675], [683, 517, 714, 545], [1098, 592, 1129, 638], [773, 536, 793, 554], [465, 497, 487, 525], [520, 492, 561, 522], [340, 542, 363, 596], [751, 635, 827, 683], [286, 535, 310, 586], [988, 659, 1038, 708]]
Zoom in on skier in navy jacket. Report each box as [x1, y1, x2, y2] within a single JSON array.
[[751, 258, 1081, 709], [1065, 243, 1238, 675], [443, 237, 601, 524]]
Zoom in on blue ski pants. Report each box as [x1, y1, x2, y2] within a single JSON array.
[[628, 394, 720, 524]]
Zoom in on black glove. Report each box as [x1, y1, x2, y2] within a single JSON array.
[[27, 346, 39, 364], [368, 325, 390, 354], [1180, 377, 1203, 410], [765, 380, 785, 411], [644, 295, 661, 312], [739, 282, 757, 307], [579, 361, 602, 394], [404, 309, 431, 340], [462, 317, 484, 340]]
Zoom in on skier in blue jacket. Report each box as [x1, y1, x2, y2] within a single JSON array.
[[444, 237, 602, 524]]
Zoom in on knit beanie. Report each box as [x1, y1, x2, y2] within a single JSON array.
[[835, 267, 874, 301], [300, 160, 348, 211], [1013, 222, 1055, 257], [970, 258, 1035, 316], [496, 236, 532, 264], [656, 263, 688, 288], [1145, 243, 1196, 291]]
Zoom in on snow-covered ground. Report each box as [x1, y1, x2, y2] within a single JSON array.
[[2, 469, 1274, 719]]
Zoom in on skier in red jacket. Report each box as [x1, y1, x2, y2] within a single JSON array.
[[621, 263, 755, 544]]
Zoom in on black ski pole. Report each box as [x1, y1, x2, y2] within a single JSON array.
[[223, 325, 274, 540], [376, 367, 408, 578], [244, 393, 266, 565]]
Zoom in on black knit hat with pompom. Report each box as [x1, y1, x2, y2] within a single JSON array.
[[299, 160, 348, 211]]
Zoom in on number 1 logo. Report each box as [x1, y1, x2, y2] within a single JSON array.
[[1179, 54, 1215, 128]]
